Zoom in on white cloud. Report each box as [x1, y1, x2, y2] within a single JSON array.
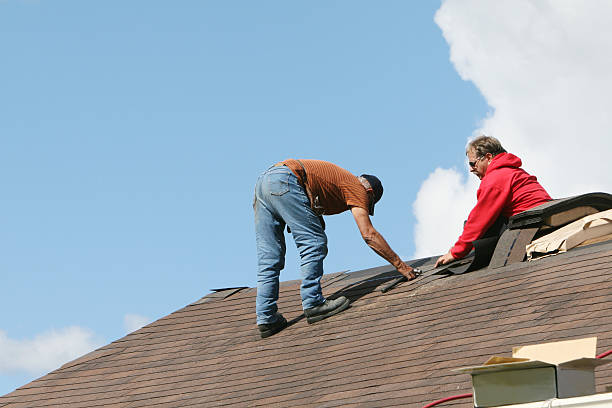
[[0, 313, 151, 380], [413, 0, 612, 257], [123, 313, 151, 334], [413, 167, 478, 258], [0, 327, 103, 375]]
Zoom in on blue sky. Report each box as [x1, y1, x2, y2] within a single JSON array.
[[0, 1, 488, 393], [5, 0, 609, 396]]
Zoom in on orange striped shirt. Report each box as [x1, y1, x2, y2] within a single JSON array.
[[280, 159, 369, 215]]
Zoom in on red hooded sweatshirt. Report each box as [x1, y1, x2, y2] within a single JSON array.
[[450, 153, 552, 259]]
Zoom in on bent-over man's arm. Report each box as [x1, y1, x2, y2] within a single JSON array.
[[350, 206, 416, 280]]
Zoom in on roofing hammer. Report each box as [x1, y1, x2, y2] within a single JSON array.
[[380, 264, 441, 293]]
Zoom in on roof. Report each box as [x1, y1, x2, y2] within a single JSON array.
[[1, 238, 611, 407]]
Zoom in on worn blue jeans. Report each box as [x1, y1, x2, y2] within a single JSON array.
[[254, 165, 327, 324]]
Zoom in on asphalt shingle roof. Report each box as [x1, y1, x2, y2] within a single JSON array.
[[2, 241, 611, 407]]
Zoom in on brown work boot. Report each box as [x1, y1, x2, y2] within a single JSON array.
[[304, 296, 350, 324]]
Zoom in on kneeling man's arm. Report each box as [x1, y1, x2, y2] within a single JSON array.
[[350, 206, 416, 280]]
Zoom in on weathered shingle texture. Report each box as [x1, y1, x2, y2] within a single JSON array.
[[2, 242, 611, 407]]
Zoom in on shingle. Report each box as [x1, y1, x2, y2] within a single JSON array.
[[1, 242, 611, 407]]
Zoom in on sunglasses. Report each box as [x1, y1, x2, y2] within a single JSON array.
[[468, 156, 485, 168]]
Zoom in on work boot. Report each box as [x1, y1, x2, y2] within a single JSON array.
[[258, 313, 288, 339], [304, 296, 350, 324]]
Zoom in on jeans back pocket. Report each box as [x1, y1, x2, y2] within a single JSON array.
[[268, 170, 290, 196]]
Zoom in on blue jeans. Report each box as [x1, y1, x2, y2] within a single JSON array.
[[254, 165, 327, 324]]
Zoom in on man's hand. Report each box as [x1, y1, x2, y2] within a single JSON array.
[[397, 262, 418, 280], [435, 251, 456, 268]]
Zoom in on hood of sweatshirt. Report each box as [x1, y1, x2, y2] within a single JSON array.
[[485, 152, 522, 175]]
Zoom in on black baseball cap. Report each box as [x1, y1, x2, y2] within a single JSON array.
[[360, 174, 383, 216]]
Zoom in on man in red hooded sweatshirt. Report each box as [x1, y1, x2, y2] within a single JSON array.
[[435, 136, 552, 267]]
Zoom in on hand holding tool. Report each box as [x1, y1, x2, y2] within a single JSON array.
[[380, 267, 423, 293]]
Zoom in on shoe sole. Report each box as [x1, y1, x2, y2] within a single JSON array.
[[306, 298, 350, 324]]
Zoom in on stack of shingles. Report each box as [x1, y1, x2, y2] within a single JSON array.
[[1, 241, 611, 408]]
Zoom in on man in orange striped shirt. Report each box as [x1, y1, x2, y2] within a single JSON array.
[[254, 159, 417, 338]]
